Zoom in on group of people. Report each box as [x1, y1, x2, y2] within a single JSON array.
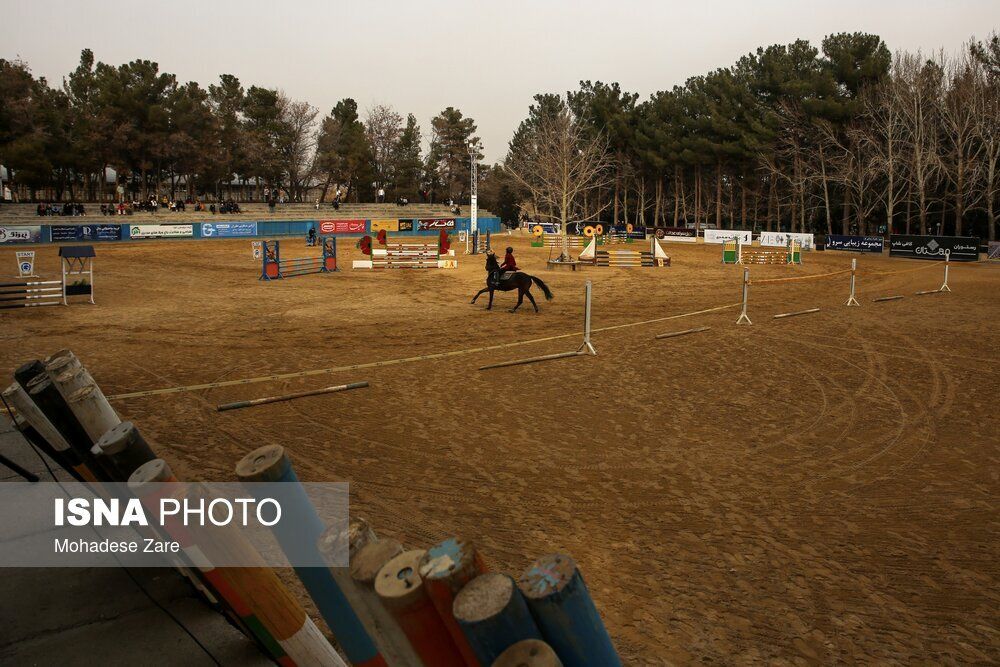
[[36, 202, 86, 216]]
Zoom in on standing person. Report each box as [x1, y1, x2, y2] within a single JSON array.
[[377, 187, 385, 203], [307, 226, 317, 246], [268, 188, 277, 214]]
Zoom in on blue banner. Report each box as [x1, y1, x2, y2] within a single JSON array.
[[201, 222, 258, 238], [827, 235, 884, 253], [50, 224, 122, 242]]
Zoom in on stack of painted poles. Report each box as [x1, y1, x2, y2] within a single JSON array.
[[3, 350, 621, 667]]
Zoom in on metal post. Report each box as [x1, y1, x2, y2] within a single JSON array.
[[736, 268, 752, 324], [940, 249, 951, 292], [577, 280, 597, 355], [845, 258, 860, 306], [469, 140, 479, 239]]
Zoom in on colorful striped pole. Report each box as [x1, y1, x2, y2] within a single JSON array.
[[453, 573, 542, 665], [419, 537, 488, 666], [128, 459, 346, 667], [374, 549, 465, 666], [235, 444, 387, 667], [517, 554, 620, 667], [492, 639, 563, 667], [319, 522, 424, 666]]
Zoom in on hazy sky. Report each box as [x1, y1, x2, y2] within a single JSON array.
[[2, 1, 998, 161]]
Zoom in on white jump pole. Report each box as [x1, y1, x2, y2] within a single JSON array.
[[736, 268, 752, 325], [577, 279, 597, 355], [845, 258, 860, 306]]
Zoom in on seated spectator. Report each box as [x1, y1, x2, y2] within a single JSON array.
[[37, 203, 46, 216]]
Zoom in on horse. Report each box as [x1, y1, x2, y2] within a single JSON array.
[[471, 252, 553, 313]]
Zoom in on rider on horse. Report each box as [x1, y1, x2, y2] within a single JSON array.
[[500, 247, 518, 272]]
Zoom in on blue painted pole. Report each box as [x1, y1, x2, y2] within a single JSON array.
[[236, 444, 387, 667], [453, 573, 542, 665], [517, 554, 620, 667]]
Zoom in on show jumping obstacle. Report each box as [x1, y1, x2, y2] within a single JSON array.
[[480, 280, 597, 370], [723, 239, 801, 265], [541, 235, 588, 249], [915, 249, 952, 295], [0, 245, 95, 310], [578, 236, 670, 267], [354, 231, 457, 270], [259, 236, 337, 280]]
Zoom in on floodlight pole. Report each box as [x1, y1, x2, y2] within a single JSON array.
[[468, 140, 479, 237]]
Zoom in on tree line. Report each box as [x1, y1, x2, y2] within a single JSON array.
[[498, 32, 1000, 241], [0, 49, 482, 204]]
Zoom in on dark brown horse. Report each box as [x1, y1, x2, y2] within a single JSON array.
[[471, 252, 553, 312]]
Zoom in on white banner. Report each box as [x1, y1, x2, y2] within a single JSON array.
[[16, 251, 36, 277], [759, 231, 814, 250], [251, 241, 262, 260], [703, 229, 753, 245], [129, 224, 193, 239]]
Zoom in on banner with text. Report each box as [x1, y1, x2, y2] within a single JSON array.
[[759, 231, 815, 250], [0, 225, 42, 244], [826, 235, 884, 253], [703, 229, 752, 245], [202, 222, 257, 238], [51, 224, 123, 242], [318, 219, 366, 234], [370, 219, 399, 233], [652, 226, 698, 243], [130, 224, 193, 239], [889, 235, 979, 262], [418, 218, 456, 231]]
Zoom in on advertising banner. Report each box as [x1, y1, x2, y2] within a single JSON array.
[[398, 219, 414, 232], [703, 229, 752, 245], [129, 224, 193, 239], [417, 218, 456, 231], [51, 224, 123, 242], [318, 219, 366, 234], [202, 222, 257, 238], [370, 219, 399, 233], [759, 231, 815, 250], [826, 235, 884, 253], [251, 241, 263, 260], [888, 235, 979, 262], [652, 226, 698, 243], [0, 225, 42, 244]]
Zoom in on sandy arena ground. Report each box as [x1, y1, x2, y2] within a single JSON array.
[[2, 233, 998, 664]]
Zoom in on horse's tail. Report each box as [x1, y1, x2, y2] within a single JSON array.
[[531, 275, 554, 301]]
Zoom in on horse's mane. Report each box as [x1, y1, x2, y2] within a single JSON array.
[[485, 254, 500, 271]]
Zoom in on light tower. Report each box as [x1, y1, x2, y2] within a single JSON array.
[[468, 139, 480, 238]]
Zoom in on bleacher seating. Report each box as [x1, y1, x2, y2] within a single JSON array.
[[0, 202, 495, 225]]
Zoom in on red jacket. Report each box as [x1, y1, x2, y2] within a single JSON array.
[[500, 252, 518, 271]]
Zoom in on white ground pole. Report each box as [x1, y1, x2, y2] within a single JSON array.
[[577, 280, 597, 355], [940, 249, 952, 292], [846, 258, 861, 306], [736, 267, 752, 325]]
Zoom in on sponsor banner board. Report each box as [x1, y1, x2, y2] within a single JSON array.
[[889, 235, 979, 262], [370, 219, 399, 233], [202, 222, 257, 238], [16, 251, 36, 277], [417, 218, 456, 231], [826, 235, 884, 253], [759, 231, 815, 250], [652, 226, 698, 243], [51, 224, 123, 242], [0, 225, 42, 244], [129, 224, 193, 239], [318, 219, 366, 234], [703, 229, 752, 245], [398, 219, 414, 232]]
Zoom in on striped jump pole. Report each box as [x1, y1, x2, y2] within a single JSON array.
[[345, 537, 422, 666], [217, 381, 369, 412], [375, 549, 466, 666], [129, 460, 346, 667], [236, 445, 387, 667], [736, 268, 751, 325], [2, 383, 89, 482], [518, 554, 620, 667], [0, 279, 63, 310], [419, 537, 488, 666], [453, 573, 542, 665], [491, 639, 563, 667]]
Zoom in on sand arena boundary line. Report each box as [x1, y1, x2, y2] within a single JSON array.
[[106, 301, 742, 400]]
